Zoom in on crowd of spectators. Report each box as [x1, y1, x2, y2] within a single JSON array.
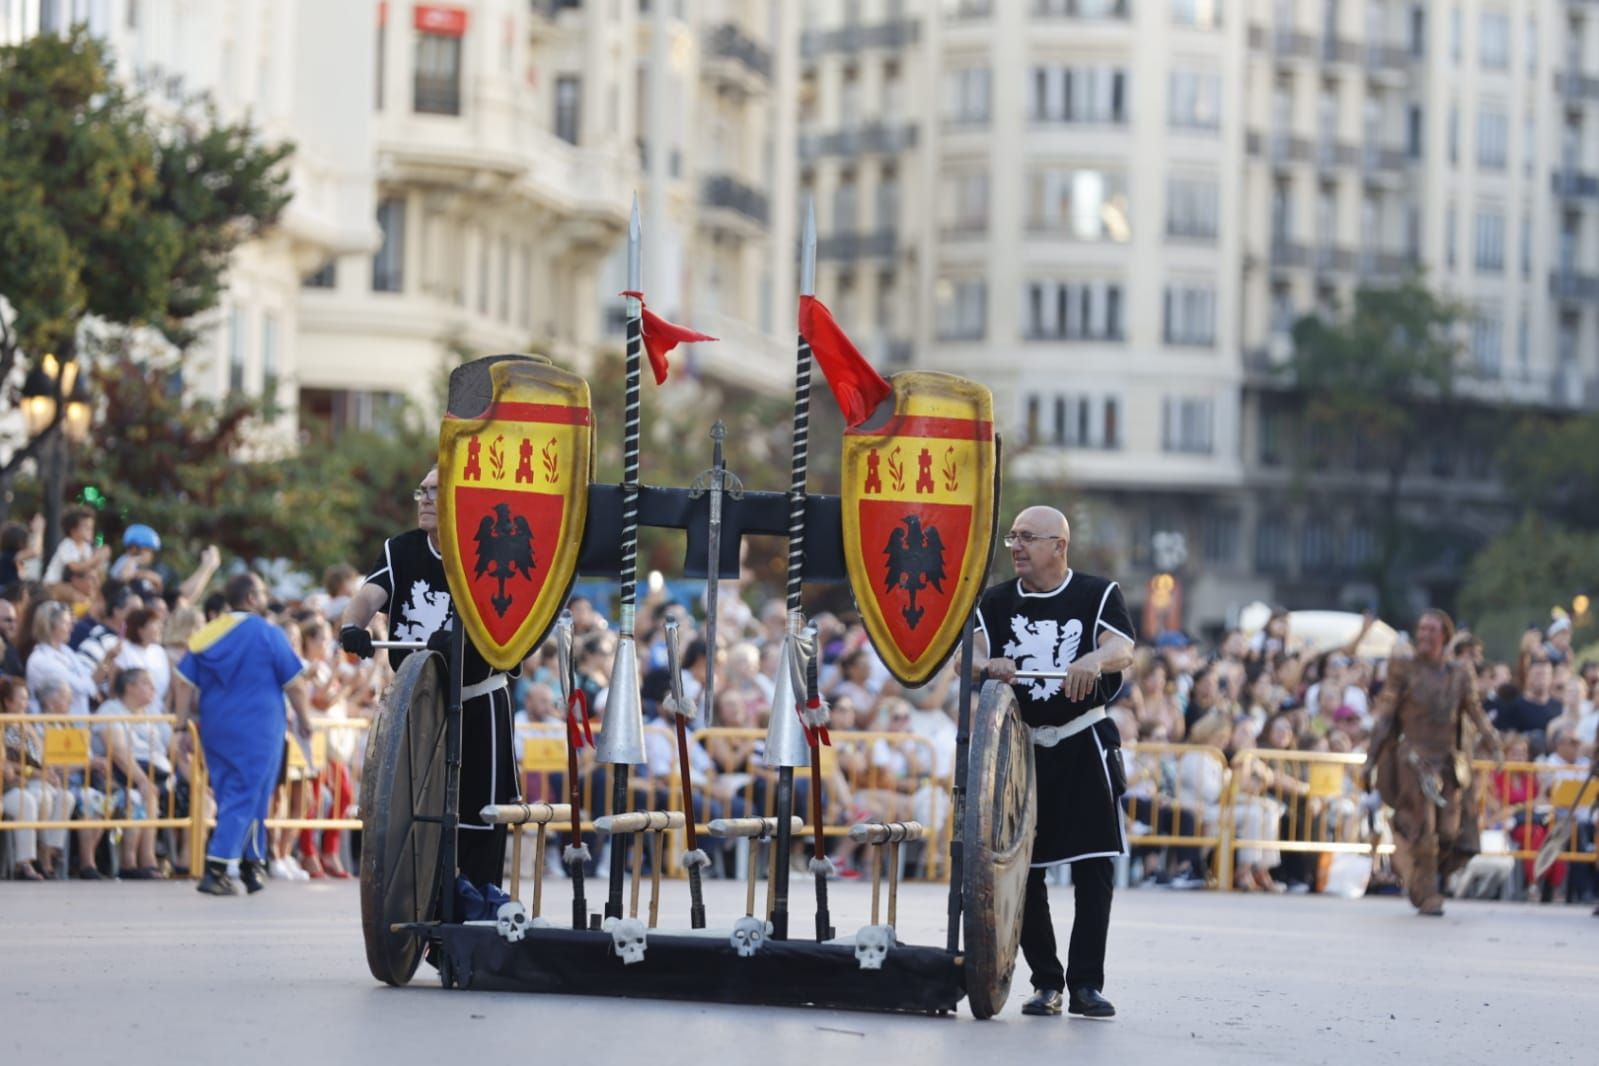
[[3, 510, 1594, 901]]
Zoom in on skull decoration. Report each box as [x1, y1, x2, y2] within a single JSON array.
[[496, 901, 530, 943], [605, 916, 648, 965], [729, 916, 769, 958], [854, 924, 893, 971]]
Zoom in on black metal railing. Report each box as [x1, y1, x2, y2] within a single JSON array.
[[797, 121, 918, 161], [799, 18, 920, 59], [701, 174, 770, 227], [816, 230, 898, 260]]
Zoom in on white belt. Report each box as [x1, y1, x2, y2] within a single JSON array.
[[461, 673, 509, 701], [1030, 707, 1106, 749]]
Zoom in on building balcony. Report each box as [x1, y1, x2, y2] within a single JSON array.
[[1310, 244, 1356, 274], [1247, 129, 1312, 165], [1268, 241, 1309, 269], [799, 18, 919, 59], [1362, 41, 1412, 75], [816, 229, 898, 261], [1550, 268, 1599, 302], [700, 173, 769, 231], [1029, 0, 1130, 18], [1552, 169, 1599, 199], [797, 120, 918, 161], [1556, 71, 1599, 104], [1249, 24, 1315, 60], [704, 22, 771, 85], [1356, 249, 1419, 279]]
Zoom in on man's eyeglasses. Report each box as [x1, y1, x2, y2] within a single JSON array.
[[1003, 532, 1062, 548], [413, 487, 440, 503]]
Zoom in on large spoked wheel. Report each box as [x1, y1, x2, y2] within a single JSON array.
[[360, 651, 449, 986], [961, 681, 1037, 1020]]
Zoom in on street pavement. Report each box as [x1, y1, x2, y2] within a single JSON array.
[[1, 876, 1593, 1065]]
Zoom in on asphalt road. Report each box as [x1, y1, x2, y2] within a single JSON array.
[[1, 876, 1593, 1066]]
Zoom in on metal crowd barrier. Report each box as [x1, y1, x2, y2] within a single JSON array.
[[1471, 758, 1599, 869], [1, 712, 204, 879], [1120, 741, 1233, 888]]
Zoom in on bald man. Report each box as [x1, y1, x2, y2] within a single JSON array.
[[974, 506, 1135, 1019]]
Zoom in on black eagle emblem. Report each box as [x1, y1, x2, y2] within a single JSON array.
[[473, 503, 536, 617], [883, 514, 946, 631]]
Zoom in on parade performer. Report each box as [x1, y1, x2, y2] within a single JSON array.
[[1365, 609, 1502, 917], [974, 506, 1134, 1019], [175, 573, 312, 896], [340, 465, 518, 896]]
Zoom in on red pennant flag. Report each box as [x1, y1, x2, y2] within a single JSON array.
[[621, 292, 718, 384], [798, 295, 892, 427]]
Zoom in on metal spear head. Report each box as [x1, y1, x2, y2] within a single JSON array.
[[554, 610, 574, 706], [628, 192, 642, 294], [595, 635, 647, 765], [763, 614, 812, 769], [800, 196, 816, 298], [663, 619, 687, 706]]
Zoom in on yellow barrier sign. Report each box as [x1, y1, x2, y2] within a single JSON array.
[[43, 728, 89, 766], [1307, 762, 1346, 798], [521, 737, 567, 772]]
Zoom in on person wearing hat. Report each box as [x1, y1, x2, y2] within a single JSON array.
[[974, 505, 1135, 1019], [111, 524, 161, 585], [1544, 616, 1573, 666]]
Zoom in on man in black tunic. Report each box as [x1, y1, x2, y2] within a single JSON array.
[[974, 505, 1135, 1019], [338, 465, 518, 895]]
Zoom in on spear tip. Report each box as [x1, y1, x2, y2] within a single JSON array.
[[628, 192, 642, 291], [800, 196, 817, 297]]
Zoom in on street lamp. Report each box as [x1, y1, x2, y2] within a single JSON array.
[[20, 353, 94, 567]]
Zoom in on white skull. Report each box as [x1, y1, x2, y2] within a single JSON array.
[[496, 901, 529, 943], [605, 916, 648, 965], [854, 924, 893, 971], [730, 916, 769, 958]]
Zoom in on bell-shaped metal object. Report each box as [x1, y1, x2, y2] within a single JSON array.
[[595, 635, 646, 765], [763, 614, 812, 769], [554, 611, 575, 707]]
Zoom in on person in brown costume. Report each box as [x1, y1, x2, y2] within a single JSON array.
[[1365, 609, 1503, 917]]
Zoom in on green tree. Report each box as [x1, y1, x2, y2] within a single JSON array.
[[1496, 411, 1599, 529], [0, 28, 292, 534], [1457, 514, 1599, 659], [69, 345, 361, 575], [1286, 276, 1471, 616]]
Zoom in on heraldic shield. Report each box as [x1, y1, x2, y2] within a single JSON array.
[[437, 357, 593, 671], [842, 372, 998, 686]]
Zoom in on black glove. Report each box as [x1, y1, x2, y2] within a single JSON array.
[[427, 626, 454, 657], [339, 625, 374, 660]]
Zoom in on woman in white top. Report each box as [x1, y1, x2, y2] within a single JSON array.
[[114, 606, 171, 714], [24, 600, 110, 717]]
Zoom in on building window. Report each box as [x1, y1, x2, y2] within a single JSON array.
[[1161, 396, 1214, 454], [1477, 108, 1508, 170], [1406, 104, 1423, 158], [1164, 285, 1216, 346], [876, 166, 899, 231], [936, 278, 986, 340], [228, 307, 247, 395], [1166, 176, 1219, 240], [1473, 208, 1504, 272], [1472, 305, 1502, 375], [943, 67, 991, 125], [1201, 511, 1238, 565], [833, 171, 858, 232], [940, 169, 989, 233], [261, 312, 279, 409], [1030, 65, 1129, 124], [303, 262, 336, 289], [1024, 281, 1125, 341], [1036, 392, 1120, 449], [1445, 203, 1456, 268], [1450, 6, 1461, 64], [1255, 516, 1291, 574], [1171, 0, 1222, 29], [1479, 11, 1509, 70], [1167, 70, 1221, 131], [375, 10, 386, 109], [1448, 105, 1458, 165], [1408, 5, 1425, 57], [373, 197, 406, 293], [1027, 168, 1130, 240], [1521, 208, 1532, 277], [555, 75, 581, 144], [1526, 16, 1537, 73], [413, 14, 465, 116]]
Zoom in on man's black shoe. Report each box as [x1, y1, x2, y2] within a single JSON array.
[[1020, 989, 1063, 1016], [1068, 987, 1116, 1019], [196, 861, 238, 896], [239, 860, 266, 894]]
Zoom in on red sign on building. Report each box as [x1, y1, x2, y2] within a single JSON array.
[[414, 4, 469, 37]]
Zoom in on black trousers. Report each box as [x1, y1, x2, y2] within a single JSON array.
[[454, 686, 515, 888], [1019, 858, 1114, 994]]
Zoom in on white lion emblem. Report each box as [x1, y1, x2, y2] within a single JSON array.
[[394, 579, 451, 643], [1003, 616, 1083, 701]]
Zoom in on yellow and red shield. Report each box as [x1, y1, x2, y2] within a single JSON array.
[[437, 358, 593, 671], [842, 372, 998, 685]]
